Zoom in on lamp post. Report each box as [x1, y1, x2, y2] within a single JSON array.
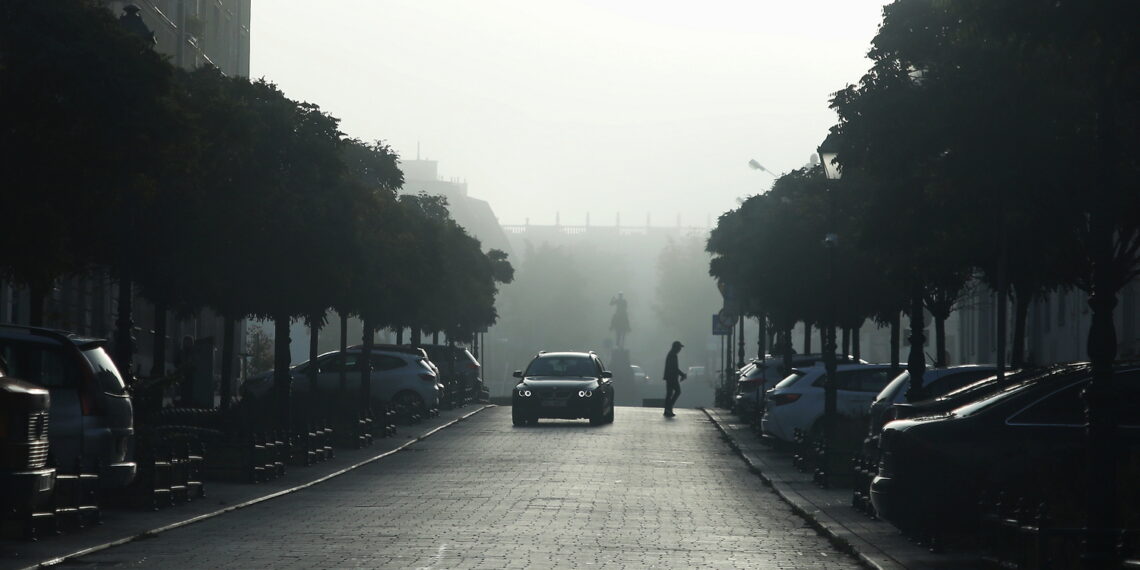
[[817, 134, 842, 488]]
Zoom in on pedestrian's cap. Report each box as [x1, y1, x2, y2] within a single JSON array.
[[672, 340, 683, 348]]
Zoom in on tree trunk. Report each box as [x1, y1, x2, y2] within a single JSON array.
[[150, 302, 168, 378], [803, 322, 812, 354], [905, 288, 926, 402], [757, 317, 766, 359], [841, 327, 851, 359], [890, 311, 901, 372], [432, 331, 440, 344], [996, 230, 1009, 377], [411, 327, 422, 347], [361, 318, 374, 409], [309, 312, 321, 394], [28, 282, 48, 327], [1011, 288, 1030, 368], [220, 315, 235, 410], [114, 268, 135, 384], [934, 313, 947, 367], [852, 319, 862, 361], [339, 311, 348, 391], [781, 325, 794, 375], [396, 327, 404, 345], [273, 314, 292, 431]]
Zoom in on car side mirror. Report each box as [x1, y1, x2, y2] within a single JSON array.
[[513, 370, 522, 378], [602, 371, 613, 379]]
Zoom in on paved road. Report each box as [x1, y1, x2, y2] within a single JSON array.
[[69, 407, 860, 569]]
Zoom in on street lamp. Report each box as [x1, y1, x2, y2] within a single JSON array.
[[748, 159, 778, 178], [816, 133, 841, 488]]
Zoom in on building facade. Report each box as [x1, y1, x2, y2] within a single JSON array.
[[1, 1, 252, 389]]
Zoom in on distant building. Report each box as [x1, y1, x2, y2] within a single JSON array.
[[101, 0, 251, 77], [399, 159, 512, 255]]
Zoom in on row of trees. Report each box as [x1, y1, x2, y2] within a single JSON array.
[[708, 0, 1138, 379], [1, 0, 513, 423]]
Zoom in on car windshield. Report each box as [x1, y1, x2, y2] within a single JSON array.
[[525, 356, 595, 377], [952, 379, 1041, 417], [773, 370, 806, 390], [877, 371, 910, 403]]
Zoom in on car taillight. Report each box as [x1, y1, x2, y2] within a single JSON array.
[[769, 393, 801, 406], [419, 374, 436, 383]]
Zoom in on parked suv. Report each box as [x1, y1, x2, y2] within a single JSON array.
[[241, 346, 440, 416], [0, 325, 136, 489], [761, 363, 895, 443], [419, 344, 481, 396], [1, 357, 55, 526]]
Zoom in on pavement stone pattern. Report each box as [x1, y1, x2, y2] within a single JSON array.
[[0, 406, 486, 570], [702, 408, 983, 570], [62, 407, 861, 569]]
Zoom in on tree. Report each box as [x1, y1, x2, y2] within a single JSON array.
[[0, 0, 179, 327]]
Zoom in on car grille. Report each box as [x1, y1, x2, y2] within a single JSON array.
[[535, 387, 574, 399], [2, 412, 50, 470]]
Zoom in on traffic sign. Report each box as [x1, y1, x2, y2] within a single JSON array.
[[712, 311, 735, 335]]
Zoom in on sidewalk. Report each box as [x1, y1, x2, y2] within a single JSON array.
[[0, 405, 493, 570], [702, 407, 982, 570]]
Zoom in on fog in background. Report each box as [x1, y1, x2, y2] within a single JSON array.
[[250, 0, 891, 227]]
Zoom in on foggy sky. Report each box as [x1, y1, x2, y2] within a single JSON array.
[[250, 0, 889, 228]]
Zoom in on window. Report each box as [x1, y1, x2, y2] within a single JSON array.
[[1008, 382, 1085, 425], [830, 368, 894, 392], [0, 341, 77, 389], [371, 354, 406, 371], [928, 370, 993, 395], [525, 356, 595, 377], [82, 347, 127, 395]]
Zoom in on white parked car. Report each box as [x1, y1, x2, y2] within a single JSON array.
[[761, 363, 896, 443]]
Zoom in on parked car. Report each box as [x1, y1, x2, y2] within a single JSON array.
[[0, 357, 55, 527], [512, 351, 615, 426], [870, 363, 1138, 536], [761, 363, 895, 443], [418, 344, 481, 395], [734, 354, 861, 417], [0, 325, 135, 489], [241, 346, 440, 416], [865, 365, 999, 445]]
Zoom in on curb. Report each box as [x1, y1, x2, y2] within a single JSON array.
[[701, 407, 887, 570], [29, 405, 494, 569]]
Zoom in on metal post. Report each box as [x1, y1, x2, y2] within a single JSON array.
[[822, 243, 838, 488], [737, 315, 745, 370], [905, 287, 926, 402]]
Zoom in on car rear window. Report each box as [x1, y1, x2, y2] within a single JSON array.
[[82, 347, 128, 395], [773, 371, 806, 390]]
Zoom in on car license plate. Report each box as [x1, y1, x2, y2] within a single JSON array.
[[541, 400, 567, 407]]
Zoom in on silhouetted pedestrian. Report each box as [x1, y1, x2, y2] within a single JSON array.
[[662, 340, 686, 417]]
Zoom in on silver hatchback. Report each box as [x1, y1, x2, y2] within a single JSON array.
[[241, 347, 441, 415]]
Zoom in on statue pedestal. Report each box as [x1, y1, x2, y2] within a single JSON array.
[[609, 348, 641, 406]]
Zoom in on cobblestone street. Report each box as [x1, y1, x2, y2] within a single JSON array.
[[66, 407, 860, 569]]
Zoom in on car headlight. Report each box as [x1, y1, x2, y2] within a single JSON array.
[[518, 389, 532, 397], [578, 390, 593, 398]]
